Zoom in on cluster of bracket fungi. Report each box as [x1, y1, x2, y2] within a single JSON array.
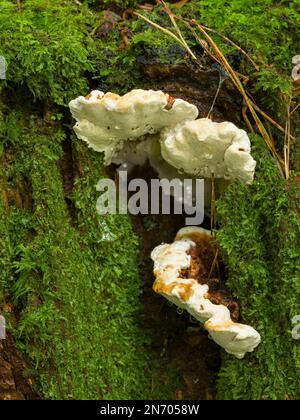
[[69, 89, 261, 358]]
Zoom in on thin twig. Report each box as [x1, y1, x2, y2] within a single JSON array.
[[181, 20, 221, 64], [250, 100, 296, 141], [210, 173, 216, 233], [291, 102, 300, 116], [159, 0, 198, 61], [207, 75, 224, 118], [133, 12, 197, 61], [242, 102, 255, 133], [208, 248, 219, 280]]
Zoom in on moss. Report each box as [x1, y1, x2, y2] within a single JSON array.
[[88, 0, 139, 10], [202, 1, 299, 81], [0, 0, 300, 401], [216, 135, 300, 400], [107, 0, 299, 119], [1, 0, 299, 105], [111, 0, 141, 9], [0, 1, 181, 400], [0, 107, 179, 399], [0, 1, 183, 101], [0, 0, 97, 105], [192, 0, 300, 118]]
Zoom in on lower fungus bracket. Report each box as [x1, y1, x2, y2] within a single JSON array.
[[151, 226, 261, 359]]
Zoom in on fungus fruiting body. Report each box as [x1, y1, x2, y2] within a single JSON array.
[[160, 118, 256, 184], [69, 89, 260, 358], [69, 89, 256, 185], [151, 227, 261, 359], [69, 89, 198, 164]]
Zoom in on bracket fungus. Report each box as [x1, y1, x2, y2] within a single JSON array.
[[69, 89, 260, 358], [151, 226, 261, 358], [160, 118, 256, 184], [69, 89, 198, 165], [69, 89, 256, 186]]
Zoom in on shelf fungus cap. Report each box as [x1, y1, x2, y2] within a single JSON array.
[[151, 226, 261, 358], [160, 118, 256, 184], [69, 89, 198, 164]]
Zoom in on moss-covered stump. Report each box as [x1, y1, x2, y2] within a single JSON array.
[[0, 0, 300, 400]]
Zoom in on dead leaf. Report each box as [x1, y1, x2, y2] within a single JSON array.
[[294, 176, 300, 185]]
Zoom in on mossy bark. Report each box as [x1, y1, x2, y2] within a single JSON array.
[[216, 136, 300, 400], [0, 0, 299, 400]]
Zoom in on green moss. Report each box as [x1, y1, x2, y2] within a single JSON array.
[[0, 108, 178, 399], [97, 0, 138, 9], [1, 0, 300, 401], [1, 0, 299, 106], [0, 0, 182, 400], [199, 1, 299, 82], [0, 1, 183, 102], [0, 0, 97, 105], [111, 0, 299, 116], [194, 0, 300, 116], [216, 135, 300, 400]]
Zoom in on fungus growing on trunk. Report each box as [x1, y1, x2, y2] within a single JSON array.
[[69, 89, 260, 358], [69, 89, 198, 164], [151, 226, 261, 358], [160, 118, 256, 184], [69, 89, 256, 186]]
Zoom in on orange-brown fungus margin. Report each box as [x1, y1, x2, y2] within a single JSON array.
[[153, 279, 195, 303]]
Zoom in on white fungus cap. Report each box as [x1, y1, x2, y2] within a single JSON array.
[[151, 226, 261, 359], [69, 89, 198, 164], [160, 118, 256, 184]]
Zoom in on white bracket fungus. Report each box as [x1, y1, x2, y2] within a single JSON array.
[[160, 118, 256, 184], [70, 89, 256, 185], [69, 89, 261, 358], [69, 89, 198, 164], [151, 226, 261, 359]]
